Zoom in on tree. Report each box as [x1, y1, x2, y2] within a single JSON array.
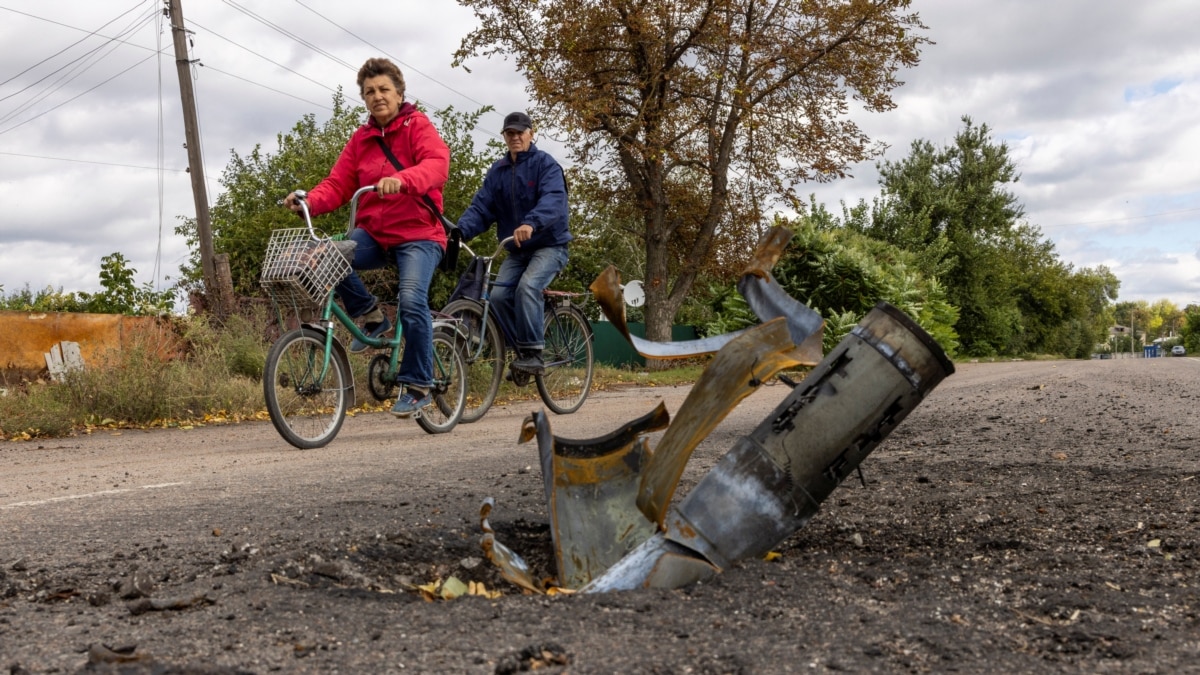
[[0, 254, 174, 316], [455, 0, 929, 343], [1181, 304, 1200, 353]]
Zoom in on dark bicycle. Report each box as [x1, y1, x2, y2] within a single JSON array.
[[441, 237, 594, 423]]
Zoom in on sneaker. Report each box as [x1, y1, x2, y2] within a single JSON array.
[[349, 315, 391, 353], [391, 390, 432, 418], [511, 350, 545, 376]]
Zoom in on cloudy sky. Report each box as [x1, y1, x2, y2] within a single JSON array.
[[1, 0, 1198, 309]]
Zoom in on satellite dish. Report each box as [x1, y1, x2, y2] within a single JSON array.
[[623, 280, 645, 308]]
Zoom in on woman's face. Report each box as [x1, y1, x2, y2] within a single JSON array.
[[361, 74, 402, 125]]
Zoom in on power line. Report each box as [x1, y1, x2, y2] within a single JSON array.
[[0, 1, 145, 91], [221, 0, 355, 70], [0, 149, 186, 172], [0, 11, 158, 127], [188, 18, 337, 95], [0, 51, 158, 136], [198, 63, 332, 110], [1050, 206, 1200, 229], [291, 0, 496, 116]]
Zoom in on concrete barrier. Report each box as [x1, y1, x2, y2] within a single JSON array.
[[0, 310, 174, 383]]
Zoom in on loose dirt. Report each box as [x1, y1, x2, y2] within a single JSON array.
[[1, 358, 1197, 674]]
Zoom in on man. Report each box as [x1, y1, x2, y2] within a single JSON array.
[[455, 111, 572, 375]]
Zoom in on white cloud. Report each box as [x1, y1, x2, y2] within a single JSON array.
[[1, 0, 1199, 311]]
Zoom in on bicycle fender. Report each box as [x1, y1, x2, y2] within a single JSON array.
[[300, 322, 357, 405]]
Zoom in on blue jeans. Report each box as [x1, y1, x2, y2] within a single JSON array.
[[490, 245, 568, 352], [336, 229, 442, 389]]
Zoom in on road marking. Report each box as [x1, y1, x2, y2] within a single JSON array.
[[0, 482, 188, 509]]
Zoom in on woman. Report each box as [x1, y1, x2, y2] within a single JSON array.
[[284, 58, 449, 418]]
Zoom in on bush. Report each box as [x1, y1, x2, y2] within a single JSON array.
[[0, 381, 75, 438]]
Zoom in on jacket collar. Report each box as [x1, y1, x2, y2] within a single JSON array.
[[368, 102, 417, 133], [503, 141, 539, 166]]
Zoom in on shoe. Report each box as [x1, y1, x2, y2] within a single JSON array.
[[511, 350, 545, 376], [391, 390, 432, 418], [349, 315, 391, 353]]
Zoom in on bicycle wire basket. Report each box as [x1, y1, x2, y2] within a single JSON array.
[[260, 228, 352, 308]]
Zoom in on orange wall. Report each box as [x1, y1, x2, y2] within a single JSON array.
[[0, 310, 172, 379]]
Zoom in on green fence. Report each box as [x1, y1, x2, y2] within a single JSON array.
[[590, 320, 699, 368]]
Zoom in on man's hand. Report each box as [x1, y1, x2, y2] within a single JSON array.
[[513, 224, 534, 247]]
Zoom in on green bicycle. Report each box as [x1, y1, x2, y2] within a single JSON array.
[[260, 185, 466, 448]]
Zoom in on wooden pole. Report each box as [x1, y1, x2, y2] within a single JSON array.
[[167, 0, 224, 314]]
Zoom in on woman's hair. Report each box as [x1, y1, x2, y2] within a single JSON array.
[[357, 58, 406, 100]]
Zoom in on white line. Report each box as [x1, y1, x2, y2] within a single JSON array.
[[0, 482, 189, 509]]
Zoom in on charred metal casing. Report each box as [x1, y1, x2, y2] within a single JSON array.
[[584, 302, 954, 592], [589, 227, 824, 365], [523, 404, 670, 590]]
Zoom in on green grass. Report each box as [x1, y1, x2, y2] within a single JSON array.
[[0, 313, 708, 441]]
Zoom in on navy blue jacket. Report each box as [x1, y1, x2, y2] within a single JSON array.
[[456, 143, 572, 251]]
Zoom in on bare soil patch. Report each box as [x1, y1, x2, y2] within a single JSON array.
[[1, 358, 1198, 673]]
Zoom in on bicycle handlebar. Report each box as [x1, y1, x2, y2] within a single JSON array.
[[282, 185, 377, 240], [459, 236, 515, 261]]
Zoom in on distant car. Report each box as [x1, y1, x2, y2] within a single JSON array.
[[1172, 345, 1186, 356]]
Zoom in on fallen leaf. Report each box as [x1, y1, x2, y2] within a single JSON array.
[[440, 576, 468, 600], [1052, 452, 1068, 461], [763, 551, 782, 562]]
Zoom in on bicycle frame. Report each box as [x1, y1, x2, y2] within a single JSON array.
[[455, 237, 586, 363], [274, 186, 460, 417]]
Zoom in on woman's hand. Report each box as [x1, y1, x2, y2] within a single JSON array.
[[377, 176, 404, 195], [283, 192, 304, 213]]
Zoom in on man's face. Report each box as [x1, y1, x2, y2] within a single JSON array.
[[503, 128, 532, 156]]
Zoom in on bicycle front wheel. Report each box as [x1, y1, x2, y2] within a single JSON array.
[[264, 327, 350, 449], [441, 299, 504, 423], [536, 305, 594, 414], [416, 329, 467, 434]]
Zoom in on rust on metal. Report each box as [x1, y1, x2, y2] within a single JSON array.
[[590, 266, 748, 359], [519, 405, 670, 589], [584, 302, 955, 593], [588, 226, 823, 364], [635, 317, 804, 527], [479, 497, 544, 594]]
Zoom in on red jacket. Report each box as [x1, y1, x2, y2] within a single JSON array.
[[306, 103, 449, 250]]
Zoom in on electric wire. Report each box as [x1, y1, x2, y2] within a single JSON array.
[[188, 18, 337, 95], [0, 51, 158, 137], [155, 0, 166, 290], [0, 10, 158, 128], [221, 0, 355, 70], [0, 150, 186, 171], [197, 63, 331, 110], [0, 1, 145, 91], [291, 0, 496, 116]]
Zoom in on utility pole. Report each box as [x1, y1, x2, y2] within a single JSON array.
[[167, 0, 224, 314]]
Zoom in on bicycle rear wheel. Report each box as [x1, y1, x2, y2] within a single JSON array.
[[264, 327, 350, 449], [416, 329, 467, 434], [536, 305, 594, 414], [441, 298, 504, 423]]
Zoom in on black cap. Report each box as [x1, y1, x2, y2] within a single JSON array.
[[502, 111, 532, 132]]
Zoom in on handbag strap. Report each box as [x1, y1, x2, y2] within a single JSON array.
[[373, 136, 445, 220]]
